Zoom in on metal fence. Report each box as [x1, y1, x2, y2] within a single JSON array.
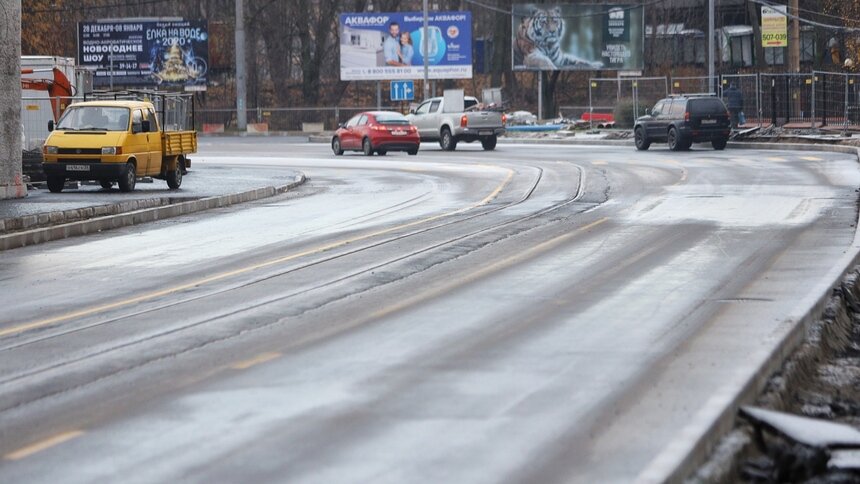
[[196, 105, 408, 132], [720, 74, 760, 127], [671, 76, 719, 95], [587, 77, 668, 128], [760, 73, 814, 127]]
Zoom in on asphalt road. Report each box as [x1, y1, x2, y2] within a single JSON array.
[[1, 138, 858, 483]]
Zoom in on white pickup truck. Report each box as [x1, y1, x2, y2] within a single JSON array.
[[406, 91, 506, 151]]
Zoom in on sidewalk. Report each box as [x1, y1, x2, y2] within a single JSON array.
[[0, 165, 306, 250]]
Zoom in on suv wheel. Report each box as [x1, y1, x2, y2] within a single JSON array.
[[712, 138, 728, 150], [667, 127, 684, 152], [634, 127, 650, 151]]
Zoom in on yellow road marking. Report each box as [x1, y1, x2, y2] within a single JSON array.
[[767, 156, 787, 162], [0, 169, 515, 339], [5, 430, 85, 460], [800, 156, 822, 161], [231, 352, 282, 370], [592, 160, 608, 165], [369, 217, 610, 321]]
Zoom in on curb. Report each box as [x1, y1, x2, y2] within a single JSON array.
[[651, 141, 860, 482], [0, 174, 307, 252]]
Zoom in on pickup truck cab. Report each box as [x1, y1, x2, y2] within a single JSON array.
[[407, 94, 506, 151], [42, 93, 197, 193]]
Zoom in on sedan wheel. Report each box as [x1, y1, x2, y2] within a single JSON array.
[[332, 137, 344, 156], [362, 138, 373, 156]]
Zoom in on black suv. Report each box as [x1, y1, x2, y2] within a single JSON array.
[[634, 95, 731, 151]]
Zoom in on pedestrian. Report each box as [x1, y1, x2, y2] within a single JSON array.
[[723, 83, 743, 128]]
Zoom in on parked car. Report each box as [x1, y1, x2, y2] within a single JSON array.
[[332, 111, 419, 156], [633, 95, 731, 151], [406, 91, 506, 151], [42, 92, 197, 193]]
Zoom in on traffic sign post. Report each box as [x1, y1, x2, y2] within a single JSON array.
[[390, 80, 415, 102]]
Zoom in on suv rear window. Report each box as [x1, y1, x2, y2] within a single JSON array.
[[689, 98, 727, 115], [668, 99, 686, 116]]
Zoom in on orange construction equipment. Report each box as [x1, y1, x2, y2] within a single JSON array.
[[21, 67, 74, 120]]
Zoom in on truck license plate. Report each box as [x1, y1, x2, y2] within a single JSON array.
[[480, 130, 493, 135], [66, 164, 90, 172]]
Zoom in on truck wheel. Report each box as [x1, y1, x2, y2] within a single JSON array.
[[440, 128, 457, 151], [167, 157, 184, 189], [47, 176, 65, 193], [362, 138, 373, 156], [100, 180, 114, 190], [332, 137, 344, 156], [118, 162, 137, 192], [481, 135, 497, 151]]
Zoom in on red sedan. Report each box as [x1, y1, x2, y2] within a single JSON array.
[[332, 111, 420, 156]]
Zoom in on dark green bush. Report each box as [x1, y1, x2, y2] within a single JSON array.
[[613, 99, 637, 129]]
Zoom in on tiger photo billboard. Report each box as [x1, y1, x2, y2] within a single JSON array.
[[512, 4, 644, 71]]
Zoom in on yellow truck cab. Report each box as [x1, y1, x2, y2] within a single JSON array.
[[42, 91, 197, 192]]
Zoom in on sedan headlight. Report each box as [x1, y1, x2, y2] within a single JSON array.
[[45, 146, 58, 154], [101, 146, 121, 155]]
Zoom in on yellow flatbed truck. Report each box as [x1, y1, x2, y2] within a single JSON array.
[[42, 91, 197, 192]]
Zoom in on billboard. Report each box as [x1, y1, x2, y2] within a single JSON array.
[[339, 11, 472, 81], [512, 4, 644, 71], [78, 19, 209, 89], [761, 5, 788, 48]]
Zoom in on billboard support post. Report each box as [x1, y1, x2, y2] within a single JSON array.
[[422, 0, 430, 100], [377, 81, 382, 110], [537, 71, 543, 121]]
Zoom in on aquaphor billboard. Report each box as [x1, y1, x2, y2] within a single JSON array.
[[512, 4, 644, 71], [339, 11, 472, 81], [78, 19, 209, 89]]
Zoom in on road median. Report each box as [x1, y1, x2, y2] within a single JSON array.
[[0, 173, 306, 252]]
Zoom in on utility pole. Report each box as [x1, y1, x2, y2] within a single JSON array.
[[235, 0, 247, 130], [708, 0, 714, 93], [788, 0, 800, 72], [422, 0, 430, 100], [0, 0, 25, 200]]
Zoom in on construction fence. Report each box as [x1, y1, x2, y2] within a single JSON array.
[[576, 71, 860, 131]]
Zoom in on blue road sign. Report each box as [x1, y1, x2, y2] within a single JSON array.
[[390, 80, 415, 102]]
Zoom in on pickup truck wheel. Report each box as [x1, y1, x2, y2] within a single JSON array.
[[481, 135, 497, 150], [332, 137, 344, 156], [47, 175, 65, 193], [100, 180, 114, 190], [167, 158, 184, 189], [440, 128, 457, 151], [634, 127, 650, 151], [118, 162, 137, 192], [362, 138, 373, 156]]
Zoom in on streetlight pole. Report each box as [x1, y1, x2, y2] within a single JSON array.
[[235, 0, 247, 130], [708, 0, 714, 93], [422, 0, 430, 100]]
